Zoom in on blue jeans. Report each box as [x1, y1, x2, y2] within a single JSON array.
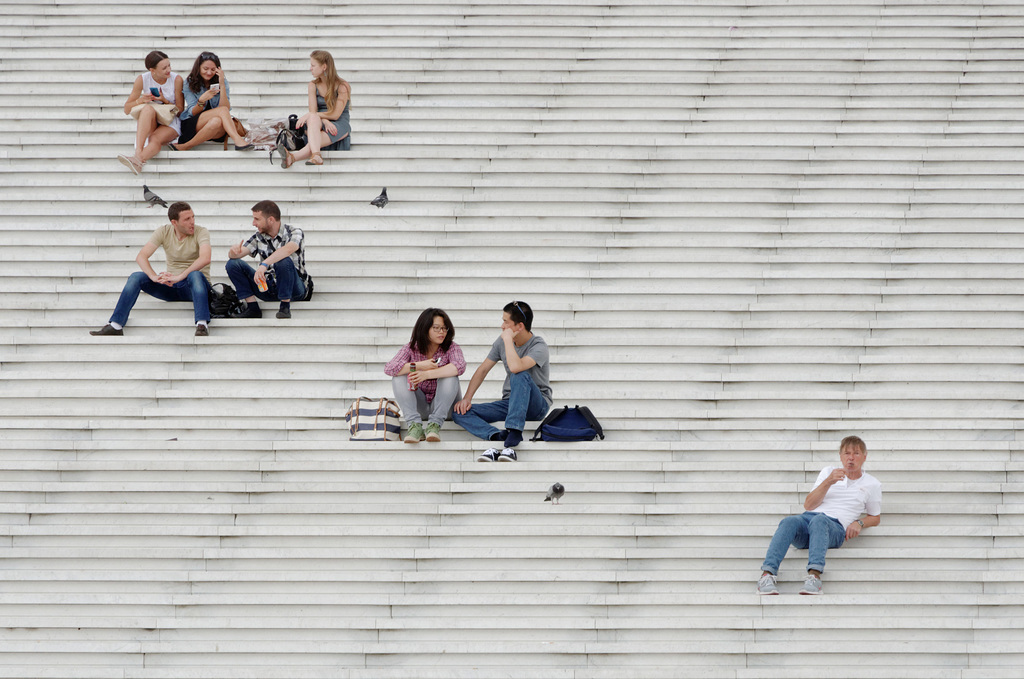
[[226, 257, 305, 302], [453, 371, 550, 440], [390, 375, 462, 427], [761, 511, 846, 575], [109, 271, 210, 326]]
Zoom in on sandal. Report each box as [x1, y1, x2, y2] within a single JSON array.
[[167, 143, 179, 151], [305, 153, 323, 166], [277, 145, 295, 169], [235, 143, 253, 151], [117, 153, 143, 175]]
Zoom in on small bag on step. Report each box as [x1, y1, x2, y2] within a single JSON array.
[[531, 405, 605, 442], [345, 397, 401, 441], [208, 282, 243, 318]]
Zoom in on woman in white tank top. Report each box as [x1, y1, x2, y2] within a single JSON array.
[[117, 50, 184, 175]]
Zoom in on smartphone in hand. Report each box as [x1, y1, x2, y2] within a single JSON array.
[[149, 87, 161, 98]]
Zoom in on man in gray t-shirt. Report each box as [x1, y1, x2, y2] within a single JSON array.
[[453, 301, 551, 460]]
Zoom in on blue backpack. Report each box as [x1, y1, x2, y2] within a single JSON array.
[[531, 405, 605, 442]]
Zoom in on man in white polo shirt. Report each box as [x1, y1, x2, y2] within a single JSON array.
[[756, 435, 882, 595]]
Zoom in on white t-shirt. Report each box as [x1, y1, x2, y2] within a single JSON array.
[[141, 71, 182, 136], [812, 466, 882, 529]]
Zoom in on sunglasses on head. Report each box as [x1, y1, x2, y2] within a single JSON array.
[[510, 301, 527, 321]]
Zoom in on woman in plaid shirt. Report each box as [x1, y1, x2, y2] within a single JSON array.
[[384, 308, 466, 443]]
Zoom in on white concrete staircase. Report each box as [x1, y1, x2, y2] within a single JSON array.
[[2, 0, 1024, 676]]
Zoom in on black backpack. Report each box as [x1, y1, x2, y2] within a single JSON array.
[[531, 405, 605, 442], [209, 282, 243, 318]]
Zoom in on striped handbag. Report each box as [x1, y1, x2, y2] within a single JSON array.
[[345, 397, 401, 441]]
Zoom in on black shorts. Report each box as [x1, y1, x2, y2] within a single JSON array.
[[178, 115, 227, 145]]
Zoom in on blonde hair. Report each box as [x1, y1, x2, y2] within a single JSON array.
[[310, 50, 350, 112], [840, 435, 867, 455]]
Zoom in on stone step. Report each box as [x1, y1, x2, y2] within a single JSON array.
[[5, 0, 1024, 675]]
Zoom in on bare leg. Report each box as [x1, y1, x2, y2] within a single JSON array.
[[175, 116, 226, 151], [292, 114, 322, 162], [291, 144, 313, 162], [141, 126, 178, 162], [308, 121, 323, 156], [293, 130, 340, 164], [213, 108, 248, 146], [134, 106, 160, 156]]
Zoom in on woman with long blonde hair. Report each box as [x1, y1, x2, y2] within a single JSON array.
[[279, 50, 351, 168]]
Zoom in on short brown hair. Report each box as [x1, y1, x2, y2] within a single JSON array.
[[840, 435, 866, 455], [167, 201, 192, 222], [251, 200, 281, 221], [145, 50, 169, 70]]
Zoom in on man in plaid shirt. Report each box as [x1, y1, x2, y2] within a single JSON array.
[[225, 200, 312, 319]]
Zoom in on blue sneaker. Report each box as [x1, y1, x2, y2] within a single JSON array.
[[497, 447, 517, 462], [799, 574, 823, 595], [757, 573, 779, 595]]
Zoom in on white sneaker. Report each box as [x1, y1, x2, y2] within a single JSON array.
[[756, 573, 779, 595]]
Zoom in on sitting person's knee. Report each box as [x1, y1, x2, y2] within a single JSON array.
[[271, 257, 296, 273], [510, 371, 534, 385], [778, 515, 802, 529], [808, 514, 833, 529]]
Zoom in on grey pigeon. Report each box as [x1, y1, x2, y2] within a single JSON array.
[[143, 184, 167, 208], [544, 482, 564, 504], [370, 187, 388, 208]]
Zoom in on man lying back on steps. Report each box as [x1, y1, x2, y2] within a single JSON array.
[[756, 435, 882, 595]]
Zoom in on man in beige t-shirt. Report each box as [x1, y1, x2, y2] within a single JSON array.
[[90, 201, 213, 337]]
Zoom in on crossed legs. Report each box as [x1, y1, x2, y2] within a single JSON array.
[[174, 108, 247, 150]]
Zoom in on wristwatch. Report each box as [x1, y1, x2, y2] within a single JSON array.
[[856, 519, 865, 527]]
